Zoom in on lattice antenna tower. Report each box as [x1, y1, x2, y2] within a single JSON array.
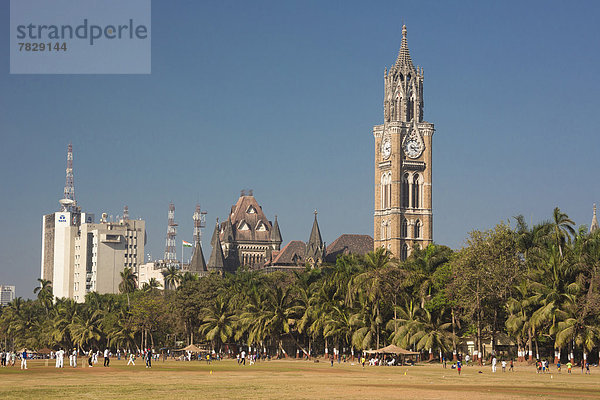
[[59, 143, 77, 212], [164, 202, 178, 264], [193, 203, 207, 248]]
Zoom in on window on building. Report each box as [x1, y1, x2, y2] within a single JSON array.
[[412, 174, 420, 208], [401, 218, 408, 238], [402, 173, 409, 208], [401, 243, 409, 261], [415, 220, 421, 238]]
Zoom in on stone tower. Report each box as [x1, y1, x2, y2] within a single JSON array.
[[373, 25, 434, 260]]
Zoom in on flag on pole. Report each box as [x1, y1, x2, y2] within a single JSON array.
[[182, 240, 193, 248]]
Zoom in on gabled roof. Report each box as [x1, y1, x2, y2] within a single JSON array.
[[270, 240, 306, 266], [222, 194, 274, 243], [325, 234, 374, 263]]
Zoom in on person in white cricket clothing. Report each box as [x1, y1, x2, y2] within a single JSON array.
[[56, 348, 64, 368], [491, 356, 497, 373]]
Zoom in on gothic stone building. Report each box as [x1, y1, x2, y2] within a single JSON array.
[[207, 191, 282, 272], [374, 25, 434, 260]]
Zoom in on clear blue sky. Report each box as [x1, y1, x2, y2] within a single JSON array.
[[1, 0, 600, 298]]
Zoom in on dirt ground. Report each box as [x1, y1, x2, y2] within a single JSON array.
[[1, 358, 598, 399]]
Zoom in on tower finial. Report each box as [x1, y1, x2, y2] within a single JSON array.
[[402, 24, 407, 39], [591, 204, 599, 233]]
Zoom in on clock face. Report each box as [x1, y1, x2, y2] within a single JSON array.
[[382, 140, 391, 159], [404, 138, 423, 158]]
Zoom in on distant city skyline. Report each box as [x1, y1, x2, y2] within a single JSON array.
[[2, 1, 600, 297]]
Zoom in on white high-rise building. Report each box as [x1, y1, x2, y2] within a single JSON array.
[[72, 215, 145, 302], [41, 145, 146, 302], [0, 285, 16, 306]]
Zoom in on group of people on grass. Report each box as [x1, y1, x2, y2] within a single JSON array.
[[0, 350, 16, 367]]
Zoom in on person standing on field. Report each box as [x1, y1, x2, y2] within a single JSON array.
[[491, 356, 497, 373], [56, 348, 64, 368], [456, 360, 462, 375], [104, 348, 110, 367], [145, 348, 152, 368], [20, 349, 27, 370]]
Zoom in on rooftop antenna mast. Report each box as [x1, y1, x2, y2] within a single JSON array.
[[164, 202, 178, 267], [193, 203, 207, 249], [59, 143, 77, 212]]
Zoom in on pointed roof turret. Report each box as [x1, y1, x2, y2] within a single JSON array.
[[189, 237, 207, 272], [271, 215, 282, 243], [395, 24, 415, 71], [306, 210, 326, 265], [591, 204, 599, 233], [223, 218, 234, 242], [210, 218, 219, 248], [208, 220, 225, 271]]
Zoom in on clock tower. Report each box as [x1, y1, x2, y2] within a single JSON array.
[[373, 25, 434, 260]]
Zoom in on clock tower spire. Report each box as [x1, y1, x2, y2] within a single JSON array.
[[373, 25, 434, 260]]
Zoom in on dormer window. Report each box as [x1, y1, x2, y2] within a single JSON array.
[[246, 205, 257, 214], [256, 222, 267, 232], [238, 221, 250, 231]]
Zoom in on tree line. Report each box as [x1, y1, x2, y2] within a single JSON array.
[[1, 208, 599, 364]]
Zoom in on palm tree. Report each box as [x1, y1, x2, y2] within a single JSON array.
[[119, 267, 137, 307], [199, 297, 237, 353], [387, 300, 421, 348], [403, 244, 452, 307], [181, 272, 199, 285], [323, 305, 353, 354], [505, 283, 536, 361], [363, 247, 394, 270], [554, 294, 600, 364], [70, 310, 104, 351], [34, 278, 53, 314], [141, 278, 162, 292], [408, 308, 453, 360], [162, 265, 181, 291], [349, 294, 381, 351], [551, 207, 576, 258], [51, 298, 79, 348]]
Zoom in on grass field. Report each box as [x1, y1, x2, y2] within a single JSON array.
[[1, 358, 599, 399]]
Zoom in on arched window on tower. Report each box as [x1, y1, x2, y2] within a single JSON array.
[[401, 218, 408, 238], [412, 174, 420, 209], [386, 219, 391, 240], [415, 220, 421, 239], [381, 221, 386, 241], [381, 174, 386, 209], [381, 173, 392, 209], [386, 173, 392, 209], [402, 173, 409, 208], [401, 243, 409, 261]]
